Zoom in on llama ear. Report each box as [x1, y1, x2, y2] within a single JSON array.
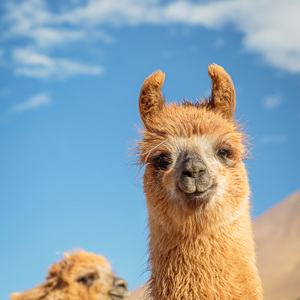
[[10, 293, 22, 300], [207, 64, 236, 120], [63, 251, 71, 259], [138, 70, 165, 130]]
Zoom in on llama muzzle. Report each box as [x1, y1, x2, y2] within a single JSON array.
[[177, 151, 215, 206], [109, 276, 130, 299]]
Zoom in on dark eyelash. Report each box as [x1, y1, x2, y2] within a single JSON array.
[[77, 273, 98, 287], [217, 149, 229, 158], [216, 147, 238, 168], [151, 153, 171, 170]]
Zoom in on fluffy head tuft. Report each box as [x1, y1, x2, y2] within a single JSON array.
[[10, 250, 129, 300], [137, 64, 249, 232]]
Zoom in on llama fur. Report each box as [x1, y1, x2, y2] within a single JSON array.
[[137, 64, 263, 299], [10, 250, 129, 300]]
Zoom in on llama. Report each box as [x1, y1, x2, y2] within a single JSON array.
[[137, 64, 263, 299], [11, 250, 129, 300]]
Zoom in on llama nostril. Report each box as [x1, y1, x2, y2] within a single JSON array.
[[114, 277, 128, 289], [110, 277, 129, 298], [182, 170, 193, 177]]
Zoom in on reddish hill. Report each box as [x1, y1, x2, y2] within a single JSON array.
[[129, 190, 300, 300], [254, 190, 300, 300], [129, 285, 147, 300]]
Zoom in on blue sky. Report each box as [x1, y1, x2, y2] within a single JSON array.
[[0, 0, 299, 297]]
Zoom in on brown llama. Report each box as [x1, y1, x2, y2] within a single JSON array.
[[11, 250, 129, 300], [137, 64, 263, 299]]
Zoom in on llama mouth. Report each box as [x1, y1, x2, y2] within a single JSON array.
[[110, 296, 129, 300], [182, 185, 216, 208], [109, 290, 130, 299]]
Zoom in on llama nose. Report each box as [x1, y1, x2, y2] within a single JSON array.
[[113, 277, 128, 289], [182, 157, 207, 179], [109, 276, 130, 299], [179, 155, 211, 194]]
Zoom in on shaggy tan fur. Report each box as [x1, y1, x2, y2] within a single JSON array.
[[11, 250, 129, 300], [137, 64, 263, 299]]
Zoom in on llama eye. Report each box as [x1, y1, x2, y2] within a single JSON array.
[[77, 273, 98, 287], [217, 149, 229, 158], [154, 154, 171, 170]]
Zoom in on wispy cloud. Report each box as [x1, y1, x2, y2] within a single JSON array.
[[13, 48, 103, 79], [57, 0, 300, 73], [11, 93, 51, 113], [259, 134, 287, 145], [1, 0, 300, 78], [263, 94, 283, 110]]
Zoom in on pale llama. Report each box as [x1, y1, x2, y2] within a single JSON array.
[[137, 64, 263, 299], [11, 250, 129, 300]]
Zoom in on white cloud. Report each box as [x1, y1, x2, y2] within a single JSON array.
[[11, 93, 51, 113], [263, 94, 283, 110], [259, 134, 287, 145], [13, 48, 103, 79], [159, 0, 300, 73], [30, 28, 85, 49], [2, 0, 300, 77], [2, 0, 111, 49], [71, 0, 300, 73], [234, 1, 300, 74]]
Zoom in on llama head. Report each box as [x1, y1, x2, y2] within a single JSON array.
[[10, 251, 129, 300], [138, 64, 250, 233]]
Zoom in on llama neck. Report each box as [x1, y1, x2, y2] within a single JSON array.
[[147, 213, 263, 300]]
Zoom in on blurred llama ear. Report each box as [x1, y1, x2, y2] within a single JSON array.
[[138, 70, 165, 130], [10, 293, 22, 300], [207, 64, 236, 120], [63, 251, 71, 259]]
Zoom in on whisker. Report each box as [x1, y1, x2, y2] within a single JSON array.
[[141, 138, 169, 160]]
